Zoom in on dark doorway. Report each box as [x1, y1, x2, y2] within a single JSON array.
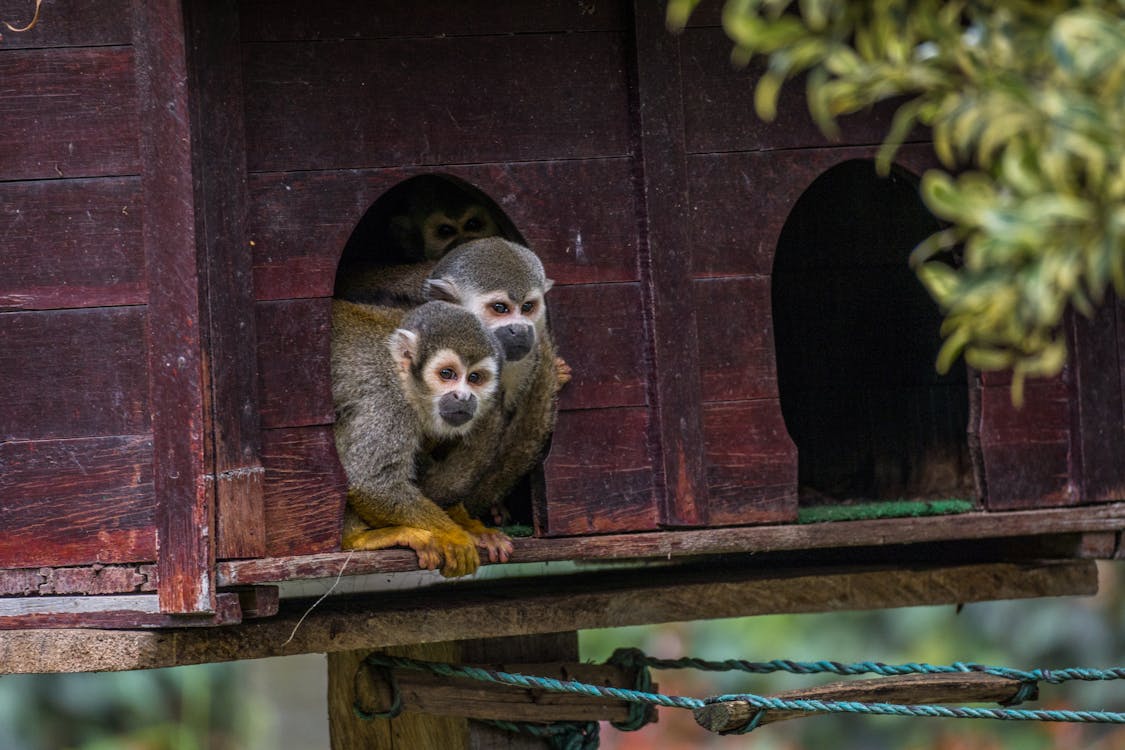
[[771, 160, 973, 505]]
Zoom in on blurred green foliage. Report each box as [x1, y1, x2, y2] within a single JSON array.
[[667, 0, 1125, 403]]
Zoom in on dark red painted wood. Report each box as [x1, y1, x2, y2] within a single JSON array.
[[630, 0, 709, 527], [248, 160, 640, 301], [0, 307, 149, 441], [260, 426, 347, 558], [133, 0, 214, 614], [680, 27, 922, 154], [256, 298, 334, 429], [539, 407, 658, 536], [702, 400, 797, 526], [0, 564, 157, 596], [0, 435, 155, 568], [687, 143, 938, 278], [694, 276, 777, 402], [0, 0, 132, 48], [239, 0, 627, 41], [183, 0, 266, 561], [1069, 302, 1125, 504], [0, 177, 145, 311], [241, 33, 630, 173], [0, 47, 138, 181], [551, 283, 648, 412], [980, 379, 1076, 510]]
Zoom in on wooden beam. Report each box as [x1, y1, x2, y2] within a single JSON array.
[[694, 672, 1033, 733], [0, 559, 1096, 675], [0, 593, 242, 630], [219, 503, 1125, 585]]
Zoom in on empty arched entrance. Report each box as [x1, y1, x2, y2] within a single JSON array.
[[771, 160, 974, 505]]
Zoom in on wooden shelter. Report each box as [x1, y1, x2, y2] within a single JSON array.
[[2, 2, 1124, 733]]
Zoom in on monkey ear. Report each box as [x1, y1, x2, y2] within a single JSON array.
[[543, 278, 555, 294], [422, 277, 462, 303], [388, 328, 419, 372]]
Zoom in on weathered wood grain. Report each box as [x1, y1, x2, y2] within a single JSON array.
[[0, 593, 242, 630], [240, 0, 627, 41], [0, 47, 138, 181], [0, 307, 150, 441], [0, 559, 1097, 674], [242, 34, 630, 173], [247, 162, 639, 301], [539, 408, 658, 536], [687, 144, 939, 278], [259, 426, 347, 558], [694, 276, 778, 401], [680, 27, 923, 154], [0, 177, 145, 311], [1068, 302, 1125, 504], [255, 298, 334, 429], [631, 0, 710, 527], [0, 444, 156, 565], [702, 400, 797, 525], [0, 0, 132, 47], [133, 0, 214, 614], [550, 283, 648, 411]]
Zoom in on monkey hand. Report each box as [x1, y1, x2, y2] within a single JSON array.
[[554, 356, 573, 389], [447, 504, 514, 563], [343, 523, 480, 577]]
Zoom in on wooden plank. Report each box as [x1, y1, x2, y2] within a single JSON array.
[[980, 380, 1075, 510], [248, 160, 640, 301], [0, 307, 150, 440], [1068, 301, 1125, 504], [240, 0, 627, 41], [256, 299, 334, 429], [0, 438, 154, 569], [260, 426, 348, 558], [242, 33, 631, 173], [551, 283, 648, 411], [694, 276, 778, 401], [219, 503, 1125, 584], [695, 673, 1031, 732], [0, 0, 132, 47], [132, 0, 215, 614], [687, 144, 939, 278], [0, 177, 145, 311], [702, 400, 797, 525], [0, 47, 138, 181], [539, 408, 658, 536], [0, 559, 1097, 674], [680, 28, 917, 154], [0, 593, 242, 630], [182, 0, 266, 560], [0, 564, 158, 597], [631, 0, 710, 527]]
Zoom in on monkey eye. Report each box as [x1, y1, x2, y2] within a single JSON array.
[[464, 217, 483, 231], [491, 302, 510, 314], [436, 224, 457, 237], [467, 371, 483, 384], [521, 300, 536, 314], [438, 367, 457, 381]]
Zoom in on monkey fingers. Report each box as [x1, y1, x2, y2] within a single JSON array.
[[446, 504, 514, 563], [430, 526, 481, 578], [342, 525, 446, 572], [554, 356, 573, 388]]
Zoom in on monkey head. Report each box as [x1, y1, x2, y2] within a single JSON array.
[[389, 301, 502, 438], [422, 237, 553, 364]]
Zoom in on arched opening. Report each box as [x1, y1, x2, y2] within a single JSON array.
[[771, 160, 974, 506], [332, 173, 539, 528]]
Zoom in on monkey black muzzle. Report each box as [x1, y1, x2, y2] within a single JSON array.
[[438, 391, 477, 427], [495, 324, 534, 362]]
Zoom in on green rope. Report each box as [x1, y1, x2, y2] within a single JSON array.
[[356, 650, 1125, 739]]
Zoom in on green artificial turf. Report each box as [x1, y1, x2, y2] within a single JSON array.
[[797, 499, 975, 524]]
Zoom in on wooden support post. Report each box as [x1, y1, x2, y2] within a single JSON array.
[[328, 633, 584, 750]]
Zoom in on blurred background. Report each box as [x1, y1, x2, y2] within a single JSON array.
[[3, 562, 1123, 749]]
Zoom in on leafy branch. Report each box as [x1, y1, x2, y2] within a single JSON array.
[[669, 0, 1125, 403]]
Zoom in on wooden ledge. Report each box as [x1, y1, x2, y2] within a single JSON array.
[[0, 558, 1097, 675]]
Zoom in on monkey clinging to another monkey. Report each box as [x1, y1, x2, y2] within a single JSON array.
[[332, 299, 514, 577]]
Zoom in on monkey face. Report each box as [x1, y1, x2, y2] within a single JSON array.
[[422, 350, 500, 435], [480, 294, 545, 362], [420, 208, 500, 260]]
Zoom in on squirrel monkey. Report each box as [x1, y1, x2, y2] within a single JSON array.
[[417, 238, 568, 522], [335, 173, 527, 301], [332, 299, 513, 577]]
